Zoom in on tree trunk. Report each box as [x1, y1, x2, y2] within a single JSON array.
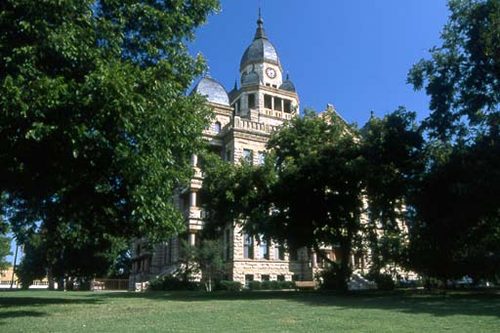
[[48, 268, 55, 290], [57, 276, 65, 291], [10, 244, 18, 289]]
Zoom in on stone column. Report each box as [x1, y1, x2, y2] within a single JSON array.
[[191, 154, 198, 167], [312, 252, 318, 268], [190, 191, 197, 207], [189, 233, 196, 246]]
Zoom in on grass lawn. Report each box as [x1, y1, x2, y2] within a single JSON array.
[[0, 289, 499, 332]]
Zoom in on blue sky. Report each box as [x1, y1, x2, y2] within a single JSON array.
[[189, 0, 450, 125]]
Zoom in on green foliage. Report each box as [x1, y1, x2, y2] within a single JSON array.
[[216, 280, 242, 292], [248, 280, 262, 290], [0, 0, 219, 279], [0, 234, 11, 271], [260, 280, 272, 290], [106, 249, 132, 279], [365, 272, 395, 291], [177, 238, 224, 292], [409, 134, 500, 281], [16, 235, 47, 289], [148, 275, 199, 291], [317, 267, 348, 291], [406, 0, 500, 283], [407, 0, 499, 141], [361, 107, 424, 273], [196, 239, 225, 292], [262, 110, 365, 291]]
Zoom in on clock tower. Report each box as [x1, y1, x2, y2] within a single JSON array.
[[231, 12, 299, 125]]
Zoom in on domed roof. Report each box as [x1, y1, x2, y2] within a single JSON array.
[[240, 15, 281, 71], [280, 74, 296, 92], [241, 66, 260, 86], [191, 77, 230, 106]]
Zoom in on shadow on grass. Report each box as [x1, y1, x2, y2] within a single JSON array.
[[0, 292, 102, 322], [0, 296, 101, 308], [0, 310, 46, 324], [91, 289, 500, 319]]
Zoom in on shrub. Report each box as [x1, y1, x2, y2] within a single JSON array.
[[317, 268, 346, 290], [269, 280, 281, 290], [217, 280, 242, 292], [248, 281, 262, 290], [148, 275, 199, 291], [366, 273, 395, 291], [279, 281, 294, 289], [261, 280, 272, 290]]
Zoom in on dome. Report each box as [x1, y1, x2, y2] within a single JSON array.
[[239, 16, 281, 71], [241, 66, 260, 86], [280, 74, 296, 92], [191, 77, 230, 106]]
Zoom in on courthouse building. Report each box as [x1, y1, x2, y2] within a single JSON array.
[[129, 14, 365, 288]]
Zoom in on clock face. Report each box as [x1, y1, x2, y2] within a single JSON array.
[[265, 67, 277, 79]]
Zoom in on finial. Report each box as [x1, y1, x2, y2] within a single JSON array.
[[233, 79, 238, 90], [370, 110, 375, 119], [286, 73, 290, 81], [257, 8, 263, 27], [254, 7, 267, 39]]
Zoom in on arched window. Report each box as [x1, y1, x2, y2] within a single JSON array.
[[213, 121, 221, 133]]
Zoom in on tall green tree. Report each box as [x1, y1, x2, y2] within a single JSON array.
[[407, 0, 499, 283], [408, 0, 499, 141], [361, 108, 424, 274], [408, 134, 500, 283], [0, 0, 219, 280]]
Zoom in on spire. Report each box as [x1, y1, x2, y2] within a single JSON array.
[[233, 79, 238, 90], [254, 7, 267, 40]]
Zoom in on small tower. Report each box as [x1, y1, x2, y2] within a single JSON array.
[[231, 12, 299, 124]]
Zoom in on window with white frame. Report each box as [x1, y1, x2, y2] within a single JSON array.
[[242, 149, 253, 164], [257, 151, 265, 165], [243, 233, 254, 259]]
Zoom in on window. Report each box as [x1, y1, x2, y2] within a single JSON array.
[[245, 274, 254, 288], [225, 149, 231, 162], [292, 274, 300, 282], [248, 93, 256, 109], [260, 236, 270, 260], [284, 100, 292, 113], [277, 275, 285, 282], [225, 229, 231, 260], [274, 97, 282, 111], [261, 274, 270, 282], [243, 149, 253, 164], [244, 233, 254, 259], [289, 249, 298, 261], [213, 121, 221, 133], [274, 243, 285, 260], [264, 94, 272, 109], [272, 84, 277, 88], [257, 151, 265, 165]]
